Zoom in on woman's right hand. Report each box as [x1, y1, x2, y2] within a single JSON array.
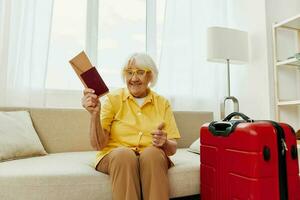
[[81, 88, 101, 116]]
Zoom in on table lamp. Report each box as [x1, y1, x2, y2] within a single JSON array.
[[207, 26, 249, 119]]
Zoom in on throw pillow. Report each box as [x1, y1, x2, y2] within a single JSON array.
[[188, 137, 200, 154], [0, 111, 47, 162]]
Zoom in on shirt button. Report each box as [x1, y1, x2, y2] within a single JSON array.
[[138, 132, 143, 136], [137, 112, 142, 116]]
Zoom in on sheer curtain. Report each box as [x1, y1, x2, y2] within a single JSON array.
[[0, 0, 53, 107], [156, 0, 229, 119]]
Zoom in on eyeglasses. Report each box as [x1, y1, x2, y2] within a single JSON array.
[[124, 68, 150, 78]]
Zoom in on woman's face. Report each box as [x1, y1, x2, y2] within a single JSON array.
[[124, 66, 152, 98]]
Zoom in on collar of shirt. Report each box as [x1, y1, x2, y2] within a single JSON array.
[[122, 88, 154, 106]]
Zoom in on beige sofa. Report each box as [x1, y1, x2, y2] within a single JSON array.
[[0, 107, 213, 200]]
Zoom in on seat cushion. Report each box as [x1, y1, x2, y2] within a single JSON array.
[[0, 148, 199, 200], [169, 148, 200, 197]]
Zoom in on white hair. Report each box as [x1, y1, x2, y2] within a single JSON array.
[[121, 52, 158, 87]]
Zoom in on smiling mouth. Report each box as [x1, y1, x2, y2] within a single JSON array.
[[130, 83, 142, 86]]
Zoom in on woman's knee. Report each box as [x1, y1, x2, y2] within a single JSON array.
[[109, 147, 138, 166], [139, 146, 167, 165]]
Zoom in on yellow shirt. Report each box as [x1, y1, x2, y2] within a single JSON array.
[[95, 88, 181, 167]]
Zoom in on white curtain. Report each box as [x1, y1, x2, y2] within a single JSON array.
[[156, 0, 229, 119], [0, 0, 53, 107]]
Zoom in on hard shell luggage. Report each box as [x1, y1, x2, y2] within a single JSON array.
[[200, 112, 300, 200]]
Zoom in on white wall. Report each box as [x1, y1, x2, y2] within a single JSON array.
[[227, 0, 270, 120], [226, 0, 300, 121], [265, 0, 300, 120], [266, 0, 300, 129]]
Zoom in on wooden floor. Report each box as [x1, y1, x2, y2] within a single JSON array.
[[171, 194, 200, 200]]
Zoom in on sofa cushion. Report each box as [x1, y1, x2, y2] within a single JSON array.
[[0, 149, 199, 200], [0, 108, 214, 152], [169, 148, 200, 197], [0, 111, 47, 162], [187, 137, 200, 154]]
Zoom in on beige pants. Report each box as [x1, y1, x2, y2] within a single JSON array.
[[96, 146, 170, 200]]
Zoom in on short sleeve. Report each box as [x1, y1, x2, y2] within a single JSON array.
[[100, 96, 115, 133], [164, 101, 181, 139]]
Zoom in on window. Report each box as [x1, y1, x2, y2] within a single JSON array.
[[46, 0, 87, 90], [46, 0, 166, 106], [156, 0, 166, 64], [97, 0, 146, 88]]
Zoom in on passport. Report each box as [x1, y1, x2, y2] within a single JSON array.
[[69, 51, 109, 97], [80, 67, 109, 96]]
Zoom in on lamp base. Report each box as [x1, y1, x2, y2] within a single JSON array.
[[220, 96, 239, 119]]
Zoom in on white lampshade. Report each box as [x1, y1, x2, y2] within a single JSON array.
[[207, 27, 249, 64]]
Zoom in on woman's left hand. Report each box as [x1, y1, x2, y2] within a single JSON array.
[[151, 123, 167, 147]]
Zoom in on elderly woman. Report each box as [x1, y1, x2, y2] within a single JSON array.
[[81, 53, 180, 200]]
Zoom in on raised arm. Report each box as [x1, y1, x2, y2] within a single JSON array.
[[81, 88, 109, 150]]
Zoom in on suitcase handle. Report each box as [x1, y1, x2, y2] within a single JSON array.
[[208, 112, 253, 136], [223, 112, 253, 122], [208, 121, 235, 136]]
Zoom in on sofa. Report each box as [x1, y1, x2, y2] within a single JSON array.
[[0, 107, 213, 200]]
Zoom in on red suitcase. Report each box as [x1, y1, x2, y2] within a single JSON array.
[[200, 112, 300, 200]]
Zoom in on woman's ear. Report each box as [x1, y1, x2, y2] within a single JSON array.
[[147, 72, 153, 84]]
